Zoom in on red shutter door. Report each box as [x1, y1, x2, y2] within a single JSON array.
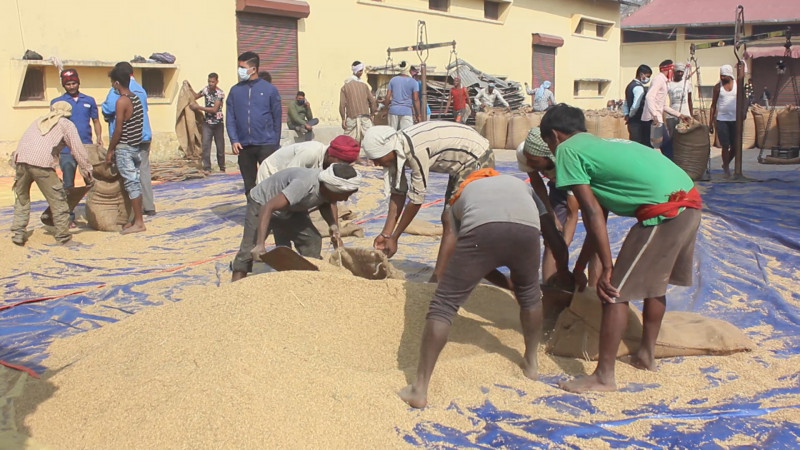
[[532, 45, 556, 91], [236, 12, 299, 123]]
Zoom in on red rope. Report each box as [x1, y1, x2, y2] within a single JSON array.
[[0, 360, 40, 378]]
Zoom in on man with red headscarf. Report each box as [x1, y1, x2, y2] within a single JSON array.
[[255, 136, 361, 184], [642, 60, 690, 154]]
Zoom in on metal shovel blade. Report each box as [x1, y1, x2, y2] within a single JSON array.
[[259, 246, 319, 272]]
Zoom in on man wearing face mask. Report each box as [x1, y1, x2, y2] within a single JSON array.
[[226, 51, 282, 199], [642, 60, 691, 153], [710, 65, 738, 178], [623, 65, 652, 146], [287, 91, 317, 143], [51, 69, 103, 227]]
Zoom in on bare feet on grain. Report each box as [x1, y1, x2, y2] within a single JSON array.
[[120, 224, 146, 235], [398, 385, 427, 409], [559, 374, 617, 393]]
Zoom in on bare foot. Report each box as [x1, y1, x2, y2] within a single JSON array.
[[398, 384, 427, 409], [558, 374, 617, 393], [428, 274, 439, 284], [522, 361, 538, 381], [123, 221, 134, 229], [723, 165, 731, 178], [120, 224, 146, 235], [630, 350, 657, 371], [69, 221, 77, 229]]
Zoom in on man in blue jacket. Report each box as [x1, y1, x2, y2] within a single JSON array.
[[102, 62, 156, 216], [227, 51, 282, 199]]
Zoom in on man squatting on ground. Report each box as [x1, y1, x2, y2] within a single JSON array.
[[11, 102, 93, 246], [230, 164, 361, 282], [361, 122, 495, 282], [399, 170, 572, 408], [539, 104, 702, 393], [105, 65, 147, 235], [227, 51, 282, 199]]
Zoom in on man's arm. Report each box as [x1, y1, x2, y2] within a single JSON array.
[[444, 91, 453, 114], [106, 96, 132, 163], [367, 87, 378, 114], [688, 92, 694, 117], [61, 121, 93, 177], [629, 85, 644, 117], [412, 91, 420, 121], [250, 194, 290, 259], [496, 91, 510, 108], [225, 92, 241, 153], [571, 184, 618, 302], [540, 211, 570, 276], [528, 173, 556, 217], [270, 88, 282, 140], [319, 202, 343, 248], [384, 88, 393, 106], [339, 86, 348, 125], [709, 83, 721, 132]]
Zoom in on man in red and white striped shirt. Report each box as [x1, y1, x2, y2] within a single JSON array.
[[11, 101, 93, 246]]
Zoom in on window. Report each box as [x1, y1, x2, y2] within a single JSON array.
[[19, 66, 45, 101], [622, 28, 677, 43], [142, 69, 165, 98], [573, 16, 614, 40], [484, 1, 499, 20], [429, 0, 448, 12], [573, 79, 610, 97], [685, 26, 734, 40], [698, 85, 715, 99]]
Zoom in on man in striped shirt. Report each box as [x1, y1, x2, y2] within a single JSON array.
[[11, 101, 93, 246], [339, 62, 377, 143], [105, 65, 146, 235], [362, 122, 495, 281]]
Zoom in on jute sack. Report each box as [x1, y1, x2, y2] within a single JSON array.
[[506, 114, 530, 150], [486, 111, 509, 149], [475, 111, 489, 136], [614, 114, 629, 139], [673, 118, 711, 181], [86, 179, 132, 231], [546, 289, 754, 360], [584, 111, 600, 135], [328, 247, 404, 280], [777, 105, 800, 147], [742, 108, 756, 149], [526, 112, 543, 130], [752, 105, 781, 149], [596, 114, 618, 139]]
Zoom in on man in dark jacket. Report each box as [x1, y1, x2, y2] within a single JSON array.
[[623, 64, 652, 146], [226, 51, 282, 199]]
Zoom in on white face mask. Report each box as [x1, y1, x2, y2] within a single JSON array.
[[238, 67, 251, 82], [641, 77, 651, 84]]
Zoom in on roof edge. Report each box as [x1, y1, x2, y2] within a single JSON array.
[[623, 18, 799, 30]]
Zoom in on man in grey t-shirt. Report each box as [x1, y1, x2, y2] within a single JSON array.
[[399, 173, 572, 409], [231, 164, 361, 282]]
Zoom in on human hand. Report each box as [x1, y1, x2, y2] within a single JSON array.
[[105, 150, 114, 165], [81, 170, 94, 186], [189, 103, 199, 111], [305, 123, 313, 130], [96, 137, 104, 147], [373, 234, 387, 251], [384, 236, 398, 258], [624, 115, 630, 124], [708, 123, 714, 134], [329, 225, 343, 249], [596, 267, 620, 303], [232, 142, 243, 155], [342, 119, 347, 129], [551, 269, 575, 291], [572, 267, 588, 292], [250, 245, 267, 261], [680, 114, 691, 122]]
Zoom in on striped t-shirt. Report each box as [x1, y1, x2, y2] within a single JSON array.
[[120, 93, 143, 146], [389, 121, 491, 204]]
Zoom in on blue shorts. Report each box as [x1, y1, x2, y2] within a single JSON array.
[[115, 144, 142, 199]]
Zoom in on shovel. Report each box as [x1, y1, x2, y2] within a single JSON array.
[[40, 185, 91, 226], [258, 246, 319, 272]]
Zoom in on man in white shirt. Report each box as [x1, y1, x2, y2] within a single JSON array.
[[474, 83, 510, 111], [664, 62, 694, 159]]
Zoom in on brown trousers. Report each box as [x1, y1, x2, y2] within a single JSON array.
[[12, 163, 71, 243]]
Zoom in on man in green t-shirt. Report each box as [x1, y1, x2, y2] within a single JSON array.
[[540, 103, 702, 394]]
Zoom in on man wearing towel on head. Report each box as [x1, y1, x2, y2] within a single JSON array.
[[340, 61, 377, 142], [362, 122, 495, 282], [474, 82, 510, 112], [255, 135, 361, 184], [231, 164, 361, 282], [11, 101, 93, 246]]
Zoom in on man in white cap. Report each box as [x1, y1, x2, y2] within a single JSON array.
[[384, 61, 419, 131], [361, 122, 495, 282], [11, 101, 94, 246], [665, 62, 694, 157], [710, 64, 738, 177], [231, 163, 361, 282], [340, 60, 377, 142], [517, 127, 580, 282], [474, 82, 509, 112]]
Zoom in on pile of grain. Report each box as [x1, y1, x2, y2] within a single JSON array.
[[12, 270, 800, 448]]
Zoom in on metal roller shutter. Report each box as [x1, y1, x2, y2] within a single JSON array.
[[532, 45, 556, 91], [236, 12, 299, 122]]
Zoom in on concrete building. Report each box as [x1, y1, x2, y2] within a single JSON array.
[[3, 0, 624, 174], [620, 0, 800, 106]]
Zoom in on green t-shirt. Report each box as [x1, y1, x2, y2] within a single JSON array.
[[555, 133, 694, 226]]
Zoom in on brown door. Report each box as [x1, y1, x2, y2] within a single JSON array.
[[236, 12, 299, 122], [532, 45, 556, 90]]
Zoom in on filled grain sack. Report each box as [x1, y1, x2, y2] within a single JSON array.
[[310, 207, 365, 238], [83, 144, 132, 231], [486, 111, 509, 149], [777, 105, 800, 147], [673, 118, 711, 180], [526, 112, 543, 129], [752, 105, 780, 149], [742, 108, 756, 149], [475, 111, 489, 136], [328, 247, 404, 280], [546, 289, 754, 360], [584, 111, 600, 136], [614, 114, 629, 139], [506, 114, 530, 150]]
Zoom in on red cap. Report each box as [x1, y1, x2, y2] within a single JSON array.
[[327, 135, 361, 163], [60, 69, 80, 86]]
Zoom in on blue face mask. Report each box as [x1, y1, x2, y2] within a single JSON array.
[[238, 67, 251, 82]]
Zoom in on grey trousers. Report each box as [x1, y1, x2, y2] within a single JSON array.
[[232, 199, 323, 273], [139, 141, 155, 212], [12, 163, 71, 243], [202, 122, 226, 171]]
